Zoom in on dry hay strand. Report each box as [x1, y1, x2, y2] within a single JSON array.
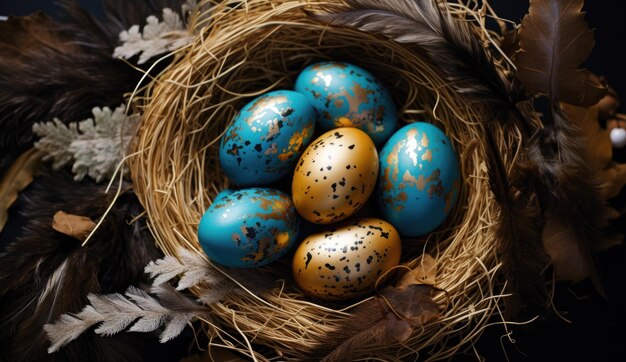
[[128, 0, 522, 360]]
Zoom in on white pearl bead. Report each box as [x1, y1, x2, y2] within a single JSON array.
[[610, 128, 626, 148]]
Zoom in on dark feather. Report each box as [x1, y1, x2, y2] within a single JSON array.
[[0, 166, 162, 361], [479, 128, 550, 317], [515, 0, 609, 295], [313, 0, 550, 317], [100, 0, 186, 35], [312, 0, 531, 135], [528, 105, 608, 294], [0, 0, 186, 151], [0, 13, 139, 150]]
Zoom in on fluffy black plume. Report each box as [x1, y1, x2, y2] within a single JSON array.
[[0, 166, 162, 361], [313, 0, 531, 135], [0, 0, 185, 150], [0, 13, 138, 150]]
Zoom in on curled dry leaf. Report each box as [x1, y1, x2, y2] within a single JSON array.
[[542, 208, 590, 283], [52, 211, 96, 242], [395, 253, 436, 289], [318, 256, 443, 362], [0, 149, 43, 233], [563, 103, 626, 202], [516, 0, 607, 106]]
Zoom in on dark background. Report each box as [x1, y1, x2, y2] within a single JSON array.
[[1, 1, 625, 361]]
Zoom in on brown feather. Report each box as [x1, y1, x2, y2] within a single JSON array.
[[515, 0, 610, 296]]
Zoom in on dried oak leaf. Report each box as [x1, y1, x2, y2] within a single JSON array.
[[380, 284, 442, 326], [52, 211, 96, 242], [395, 253, 437, 289], [542, 208, 591, 282], [542, 104, 625, 282], [563, 103, 626, 202], [516, 0, 607, 106], [321, 283, 442, 362], [0, 149, 43, 233]]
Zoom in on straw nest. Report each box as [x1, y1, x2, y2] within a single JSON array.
[[129, 0, 523, 360]]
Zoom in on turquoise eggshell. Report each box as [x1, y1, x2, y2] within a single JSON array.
[[219, 90, 316, 186], [294, 61, 397, 145], [197, 188, 299, 268], [377, 122, 460, 237]]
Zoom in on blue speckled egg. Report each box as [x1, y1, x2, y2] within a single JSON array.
[[198, 188, 299, 268], [294, 62, 397, 145], [220, 90, 316, 186], [377, 122, 460, 237]]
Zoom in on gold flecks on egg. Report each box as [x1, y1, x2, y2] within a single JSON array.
[[245, 95, 288, 126], [335, 117, 355, 127], [421, 132, 429, 147], [405, 129, 419, 166], [275, 231, 290, 248], [241, 233, 272, 262], [278, 123, 314, 161], [231, 233, 240, 244], [264, 143, 278, 155], [428, 180, 446, 197], [381, 141, 402, 192], [421, 149, 433, 162], [222, 125, 242, 145], [315, 71, 333, 87], [265, 118, 281, 140], [401, 168, 441, 192], [311, 62, 348, 71]]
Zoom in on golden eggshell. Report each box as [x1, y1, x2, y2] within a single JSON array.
[[292, 217, 401, 300], [292, 128, 379, 224]]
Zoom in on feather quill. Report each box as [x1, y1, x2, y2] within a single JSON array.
[[312, 0, 531, 134]]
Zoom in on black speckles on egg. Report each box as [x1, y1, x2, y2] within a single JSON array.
[[291, 128, 379, 224], [292, 218, 401, 300]]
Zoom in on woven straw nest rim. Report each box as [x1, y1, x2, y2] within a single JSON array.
[[128, 0, 525, 360]]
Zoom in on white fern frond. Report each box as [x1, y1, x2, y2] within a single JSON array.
[[44, 286, 207, 354], [113, 5, 192, 64], [160, 313, 195, 342], [144, 255, 187, 285], [33, 104, 139, 182], [44, 306, 103, 353]]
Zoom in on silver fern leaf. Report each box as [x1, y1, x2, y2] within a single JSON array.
[[44, 306, 103, 354], [44, 285, 207, 354], [113, 0, 197, 64], [145, 248, 224, 291], [145, 255, 187, 286], [32, 104, 139, 182]]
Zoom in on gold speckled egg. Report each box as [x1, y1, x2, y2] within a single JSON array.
[[292, 128, 379, 224], [292, 218, 401, 300]]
